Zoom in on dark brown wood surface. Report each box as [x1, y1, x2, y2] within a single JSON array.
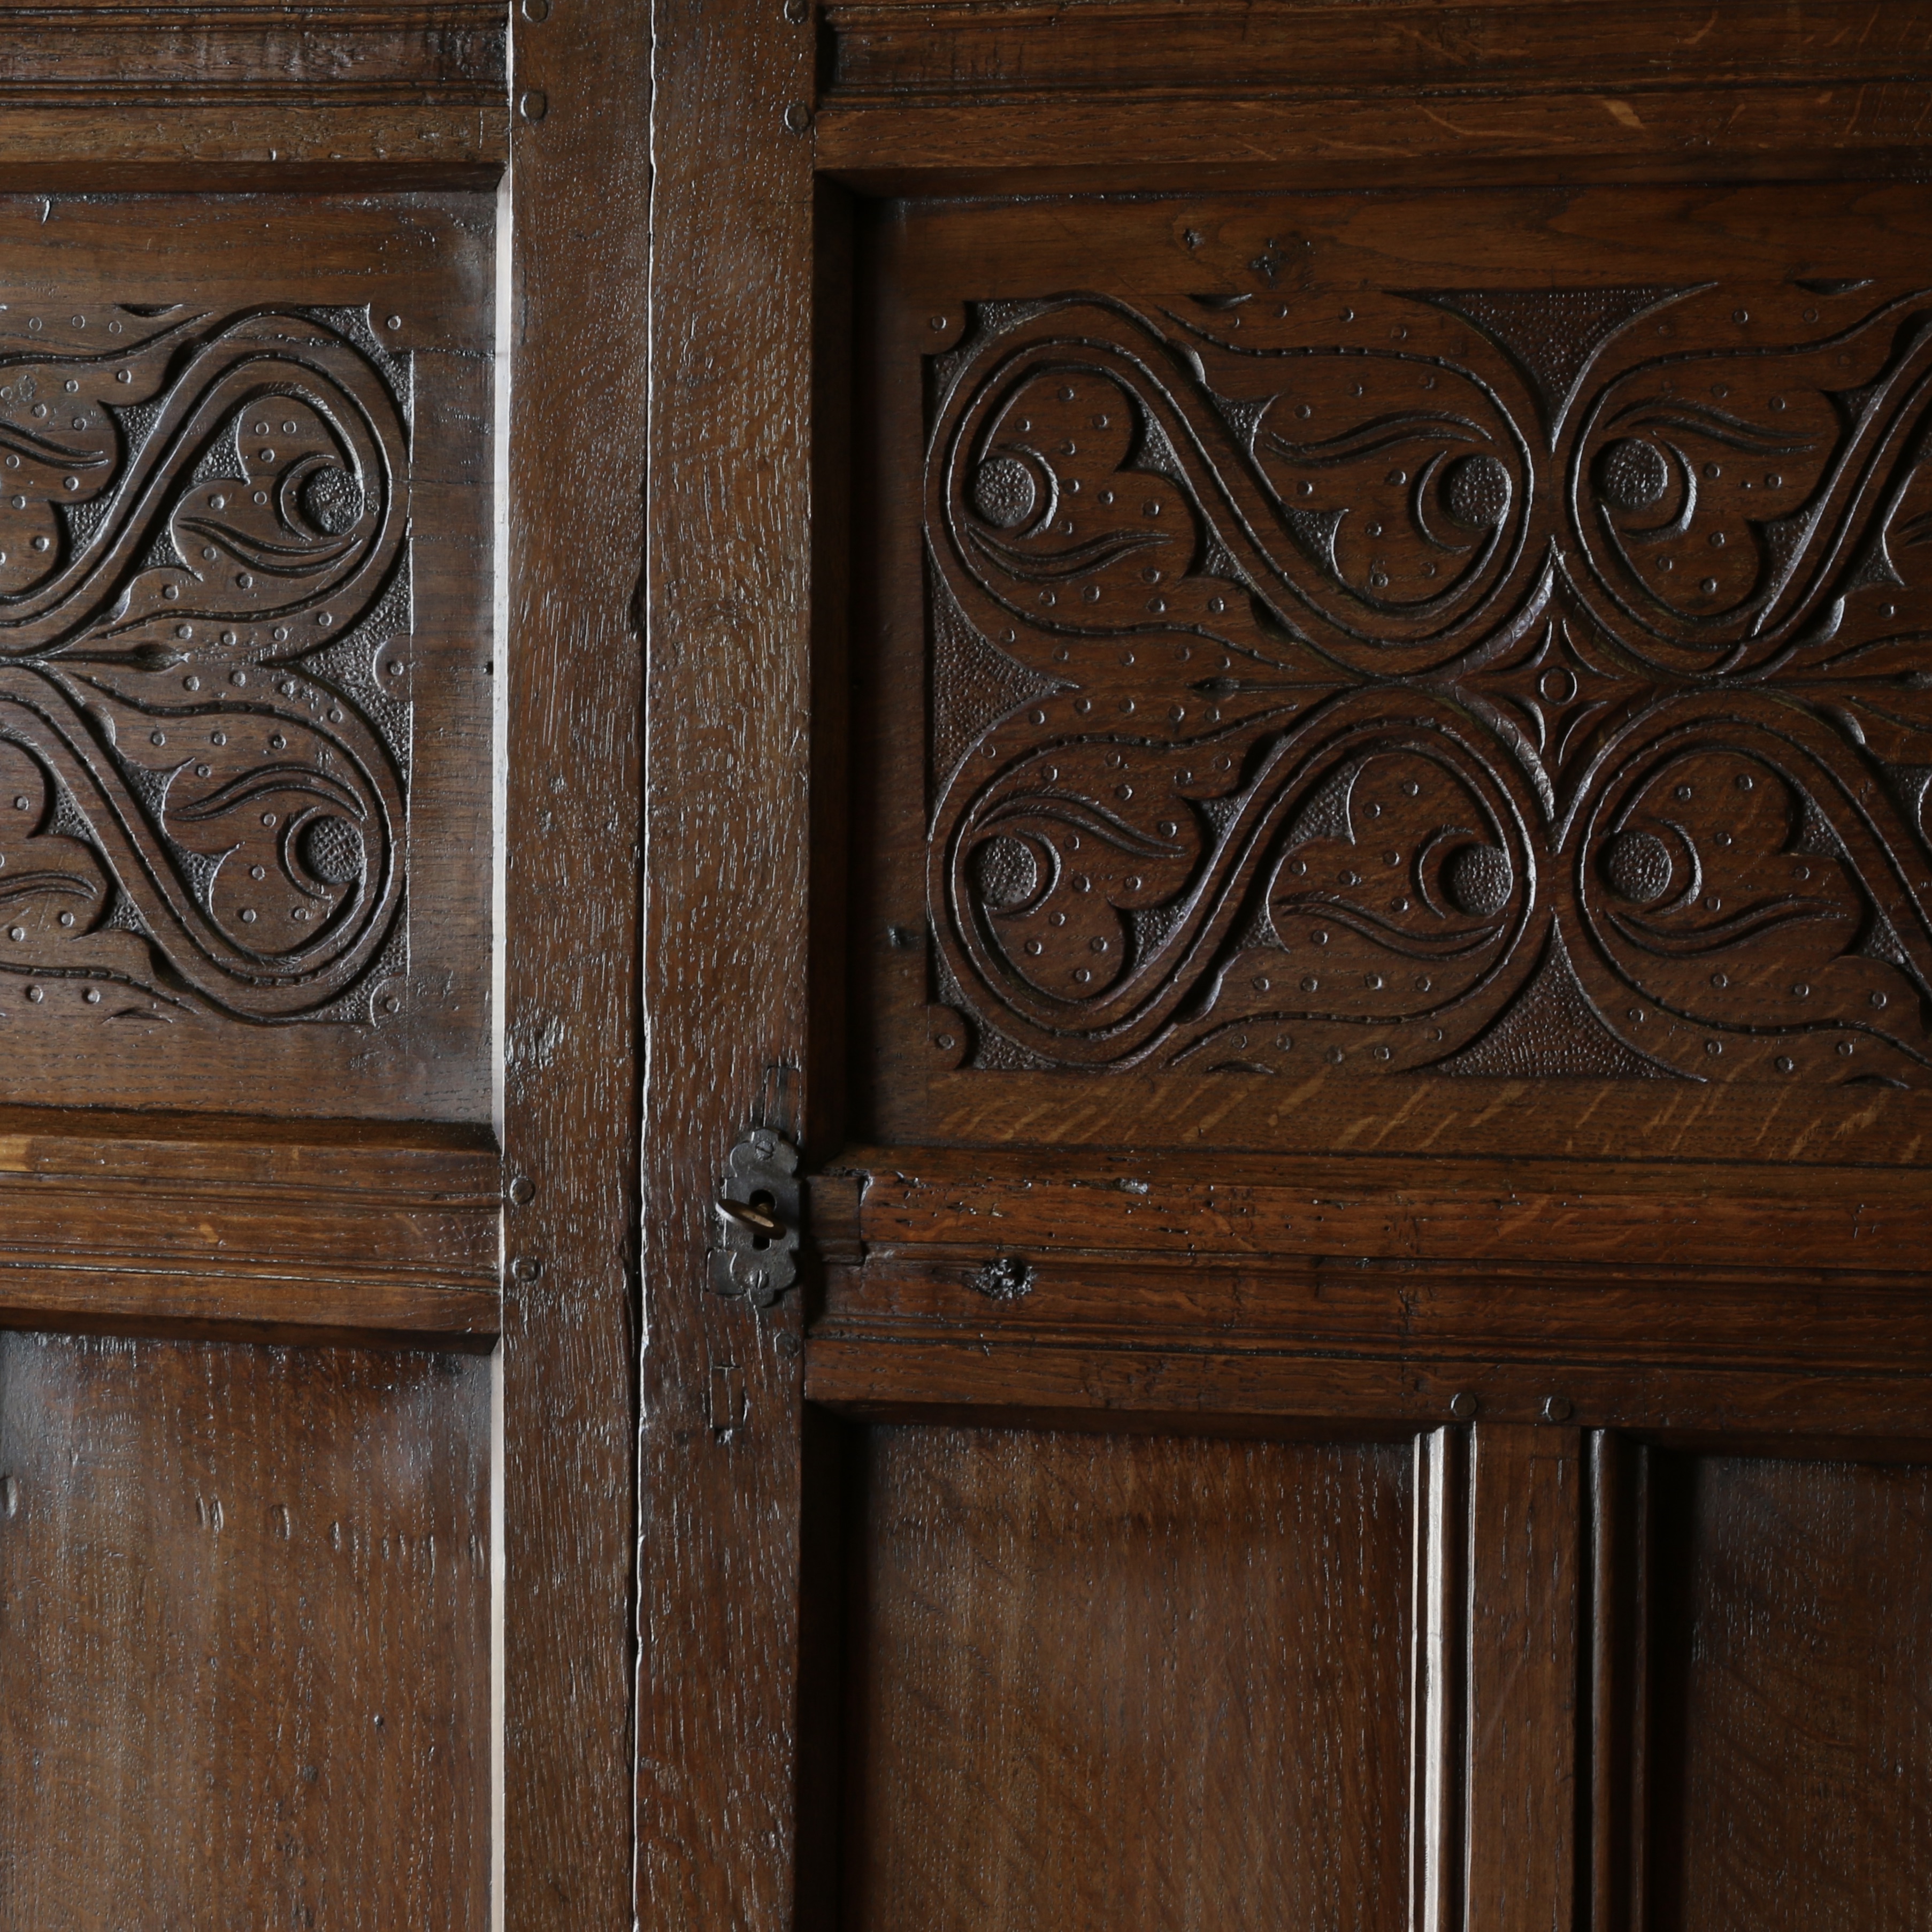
[[0, 3, 507, 181], [0, 0, 634, 1922], [800, 45, 1932, 1927], [1642, 1450, 1932, 1931], [16, 0, 1932, 1926], [816, 2, 1932, 197], [842, 1423, 1414, 1931], [854, 183, 1932, 1168], [0, 1333, 490, 1931], [502, 0, 649, 1916], [1466, 1423, 1580, 1932], [0, 1107, 498, 1343], [0, 189, 496, 1123], [635, 0, 817, 1925], [824, 0, 1932, 105]]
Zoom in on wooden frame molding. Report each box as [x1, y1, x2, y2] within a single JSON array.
[[816, 3, 1932, 194], [0, 1109, 497, 1345], [0, 6, 509, 177], [822, 1, 1932, 104], [0, 5, 507, 107]]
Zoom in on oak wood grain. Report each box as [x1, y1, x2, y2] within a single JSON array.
[[806, 1332, 1932, 1438], [842, 1422, 1414, 1931], [634, 0, 818, 1925], [0, 1112, 498, 1340], [0, 3, 509, 176], [838, 1151, 1932, 1277], [1465, 1422, 1581, 1932], [501, 0, 649, 1917], [1643, 1450, 1932, 1931], [0, 1332, 490, 1931], [826, 1, 1932, 105], [819, 87, 1932, 198], [0, 4, 506, 105]]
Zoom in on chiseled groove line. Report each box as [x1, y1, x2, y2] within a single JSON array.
[[803, 1327, 1932, 1378], [812, 1322, 1932, 1373], [856, 1238, 1927, 1276], [816, 72, 1932, 109], [0, 83, 504, 105], [0, 1175, 506, 1205], [0, 1248, 499, 1287], [3, 4, 501, 18]]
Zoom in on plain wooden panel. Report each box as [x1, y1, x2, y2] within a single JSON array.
[[810, 1326, 1932, 1439], [817, 90, 1932, 200], [842, 1148, 1932, 1277], [0, 3, 508, 177], [842, 1424, 1413, 1932], [1644, 1451, 1932, 1932], [0, 1332, 490, 1931]]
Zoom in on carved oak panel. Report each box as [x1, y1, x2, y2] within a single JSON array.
[[0, 302, 409, 1023], [923, 279, 1932, 1090], [0, 195, 493, 1121]]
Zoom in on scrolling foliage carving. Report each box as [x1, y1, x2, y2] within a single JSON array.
[[926, 284, 1932, 1086], [0, 304, 410, 1023]]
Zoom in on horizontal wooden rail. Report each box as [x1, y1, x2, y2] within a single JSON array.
[[0, 1109, 500, 1345], [0, 6, 509, 173], [805, 1147, 1932, 1433], [825, 1, 1932, 105]]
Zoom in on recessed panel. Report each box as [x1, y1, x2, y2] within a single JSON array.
[[1644, 1451, 1932, 1932], [855, 186, 1932, 1160], [0, 193, 494, 1120], [842, 1425, 1413, 1932], [0, 1333, 490, 1930]]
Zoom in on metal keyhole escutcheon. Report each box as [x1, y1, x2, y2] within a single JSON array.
[[710, 1129, 801, 1307]]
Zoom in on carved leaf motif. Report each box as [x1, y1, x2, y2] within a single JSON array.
[[0, 305, 409, 1021], [925, 285, 1932, 1087]]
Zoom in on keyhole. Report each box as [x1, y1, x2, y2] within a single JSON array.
[[748, 1190, 776, 1249]]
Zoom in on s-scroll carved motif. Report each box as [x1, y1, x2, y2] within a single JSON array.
[[0, 304, 410, 1023], [924, 283, 1932, 1086]]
